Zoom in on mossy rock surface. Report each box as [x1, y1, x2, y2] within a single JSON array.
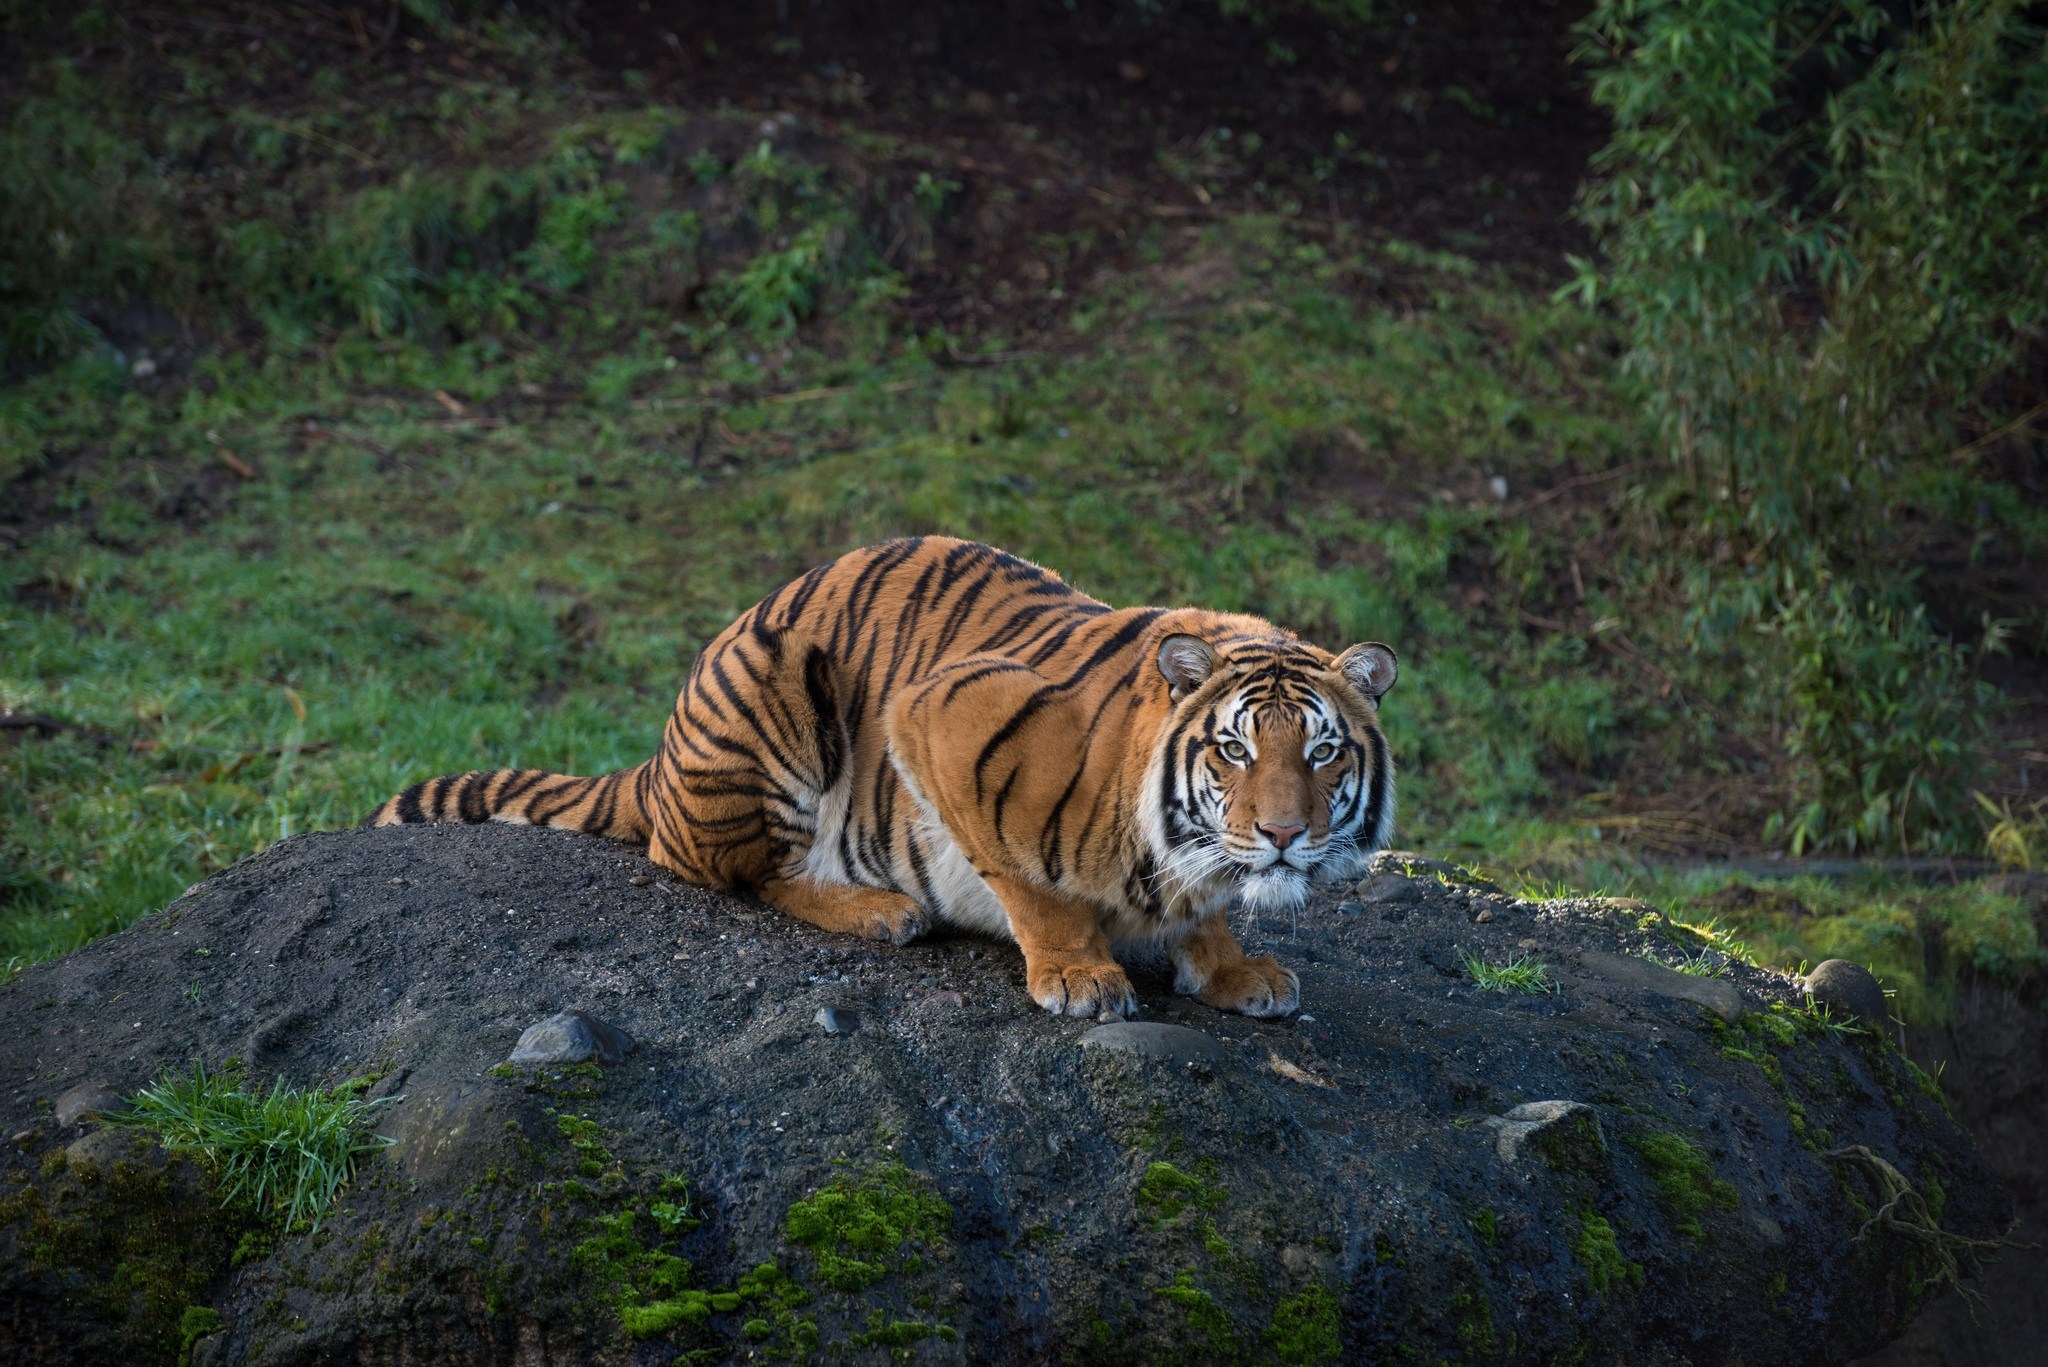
[[0, 826, 2013, 1365]]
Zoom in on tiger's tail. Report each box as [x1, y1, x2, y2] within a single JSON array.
[[366, 761, 655, 843]]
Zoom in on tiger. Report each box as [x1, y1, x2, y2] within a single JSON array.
[[369, 537, 1397, 1019]]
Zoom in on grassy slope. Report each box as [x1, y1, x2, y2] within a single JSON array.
[[2, 8, 2038, 1017]]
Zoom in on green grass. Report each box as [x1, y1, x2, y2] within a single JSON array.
[[104, 1061, 393, 1231], [1457, 947, 1557, 995], [0, 215, 1644, 968]]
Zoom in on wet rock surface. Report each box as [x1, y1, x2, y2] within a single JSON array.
[[0, 827, 2013, 1366]]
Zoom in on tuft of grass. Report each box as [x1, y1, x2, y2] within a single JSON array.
[[1665, 914, 1757, 967], [1457, 946, 1556, 995], [1665, 948, 1727, 978], [104, 1061, 394, 1231], [1976, 791, 2048, 872]]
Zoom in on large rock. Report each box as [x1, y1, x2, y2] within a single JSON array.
[[0, 824, 2012, 1366]]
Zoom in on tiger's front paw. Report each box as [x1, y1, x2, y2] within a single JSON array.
[[1198, 956, 1300, 1018], [1026, 957, 1138, 1019], [860, 899, 931, 946]]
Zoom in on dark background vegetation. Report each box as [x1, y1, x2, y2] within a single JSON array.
[[2, 0, 2044, 1027]]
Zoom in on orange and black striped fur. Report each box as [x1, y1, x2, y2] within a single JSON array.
[[370, 537, 1397, 1018]]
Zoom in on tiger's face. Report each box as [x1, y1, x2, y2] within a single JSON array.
[[1148, 633, 1397, 916]]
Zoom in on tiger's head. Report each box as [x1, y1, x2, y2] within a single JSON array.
[[1143, 628, 1397, 917]]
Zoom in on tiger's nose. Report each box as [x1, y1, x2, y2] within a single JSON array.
[[1257, 821, 1308, 851]]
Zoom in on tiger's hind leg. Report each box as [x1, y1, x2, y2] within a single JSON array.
[[757, 874, 932, 947]]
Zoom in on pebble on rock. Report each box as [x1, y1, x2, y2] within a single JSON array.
[[1802, 958, 1889, 1027], [1079, 1021, 1227, 1069], [815, 1006, 859, 1035], [1482, 1100, 1606, 1167], [507, 1009, 635, 1066], [54, 1082, 123, 1127]]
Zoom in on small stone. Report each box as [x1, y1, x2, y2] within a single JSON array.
[[815, 1006, 859, 1036], [629, 874, 653, 887], [64, 1128, 165, 1172], [130, 356, 157, 379], [1079, 1021, 1226, 1069], [1351, 874, 1422, 906], [55, 1082, 123, 1127], [508, 1009, 635, 1066], [9, 1129, 34, 1148], [921, 991, 966, 1009], [1802, 959, 1888, 1027], [1336, 900, 1365, 916], [1481, 1100, 1605, 1168], [1474, 909, 1494, 924]]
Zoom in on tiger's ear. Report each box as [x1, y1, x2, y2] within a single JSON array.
[[1157, 634, 1220, 701], [1332, 642, 1398, 704]]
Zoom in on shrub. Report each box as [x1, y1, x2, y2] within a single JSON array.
[[1568, 0, 2047, 851]]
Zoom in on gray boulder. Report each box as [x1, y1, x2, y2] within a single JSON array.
[[0, 824, 2011, 1366]]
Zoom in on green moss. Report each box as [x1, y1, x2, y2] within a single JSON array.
[[734, 1262, 820, 1358], [0, 1147, 254, 1361], [847, 1312, 954, 1348], [1451, 1289, 1496, 1356], [572, 1208, 698, 1335], [1467, 1207, 1500, 1245], [1136, 1160, 1226, 1222], [783, 1161, 952, 1294], [1572, 1209, 1643, 1297], [1154, 1268, 1243, 1361], [1265, 1283, 1340, 1366], [1630, 1132, 1740, 1238], [177, 1305, 223, 1366], [554, 1112, 622, 1186]]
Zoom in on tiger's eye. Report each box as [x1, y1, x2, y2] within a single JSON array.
[[1221, 740, 1250, 763], [1310, 742, 1337, 765]]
